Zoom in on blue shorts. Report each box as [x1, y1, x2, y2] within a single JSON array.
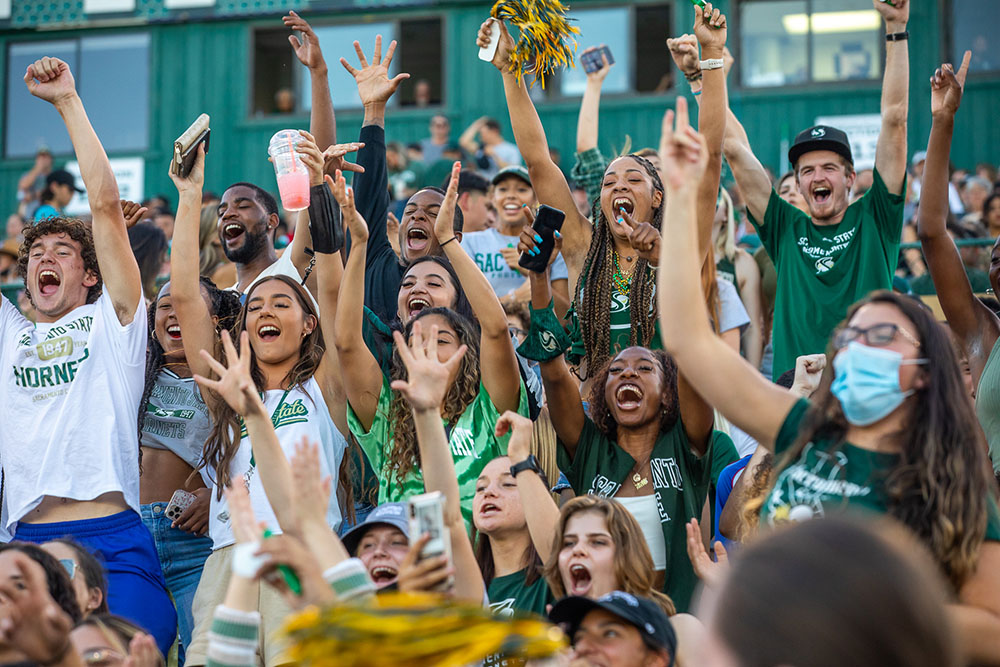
[[14, 510, 178, 657]]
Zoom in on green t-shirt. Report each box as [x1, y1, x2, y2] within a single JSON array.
[[487, 569, 553, 618], [748, 168, 905, 380], [557, 418, 717, 613], [763, 399, 1000, 541], [347, 376, 528, 527], [567, 281, 663, 366]]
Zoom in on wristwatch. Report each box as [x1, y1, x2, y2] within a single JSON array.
[[510, 454, 542, 478], [699, 58, 724, 71]]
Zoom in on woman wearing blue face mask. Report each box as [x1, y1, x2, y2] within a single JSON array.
[[654, 98, 1000, 666]]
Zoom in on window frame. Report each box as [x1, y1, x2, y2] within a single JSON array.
[[945, 0, 1000, 77], [735, 0, 885, 91], [246, 11, 448, 119]]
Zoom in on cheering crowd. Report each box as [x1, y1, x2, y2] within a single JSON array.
[[2, 0, 1000, 665]]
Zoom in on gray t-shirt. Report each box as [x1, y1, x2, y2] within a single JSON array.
[[461, 228, 569, 297], [141, 369, 211, 472], [718, 277, 750, 335]]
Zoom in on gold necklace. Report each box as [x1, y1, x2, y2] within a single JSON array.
[[631, 455, 651, 491]]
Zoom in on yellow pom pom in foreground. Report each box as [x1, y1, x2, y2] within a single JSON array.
[[491, 0, 580, 88]]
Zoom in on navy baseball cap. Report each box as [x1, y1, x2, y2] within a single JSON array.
[[341, 502, 410, 556], [788, 125, 854, 169], [46, 169, 83, 193], [550, 591, 677, 663]]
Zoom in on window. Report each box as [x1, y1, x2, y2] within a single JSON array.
[[953, 0, 1000, 73], [252, 17, 443, 115], [740, 0, 881, 88], [6, 33, 150, 158]]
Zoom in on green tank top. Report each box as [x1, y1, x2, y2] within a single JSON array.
[[976, 336, 1000, 474], [715, 255, 740, 301]]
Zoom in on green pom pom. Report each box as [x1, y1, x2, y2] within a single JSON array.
[[491, 0, 580, 88]]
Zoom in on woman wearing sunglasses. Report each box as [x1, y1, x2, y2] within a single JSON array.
[[655, 97, 1000, 665], [41, 539, 108, 619]]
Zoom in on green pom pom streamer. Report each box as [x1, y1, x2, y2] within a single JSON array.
[[490, 0, 580, 88]]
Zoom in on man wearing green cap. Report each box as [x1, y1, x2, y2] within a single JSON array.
[[723, 0, 911, 379]]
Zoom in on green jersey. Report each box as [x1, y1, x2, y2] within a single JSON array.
[[763, 399, 1000, 541], [347, 376, 528, 528], [558, 418, 719, 612], [748, 168, 905, 380], [487, 570, 553, 618]]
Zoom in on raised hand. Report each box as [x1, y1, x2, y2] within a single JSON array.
[[293, 131, 366, 180], [790, 353, 827, 398], [294, 131, 327, 186], [873, 0, 909, 31], [168, 143, 206, 194], [322, 142, 365, 175], [477, 18, 515, 73], [693, 1, 728, 51], [283, 11, 326, 72], [685, 518, 728, 589], [666, 34, 699, 78], [340, 35, 410, 108], [397, 534, 453, 594], [255, 532, 332, 608], [618, 208, 661, 264], [433, 161, 461, 244], [581, 46, 613, 82], [330, 170, 368, 243], [290, 437, 333, 528], [390, 320, 467, 414], [658, 97, 709, 193], [495, 410, 533, 464], [121, 200, 149, 229], [517, 207, 564, 272], [930, 51, 971, 118], [0, 551, 75, 664], [225, 483, 265, 545], [123, 633, 161, 667], [193, 330, 266, 418], [23, 57, 77, 106]]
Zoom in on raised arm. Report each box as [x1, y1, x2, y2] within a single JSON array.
[[25, 58, 141, 322], [168, 147, 219, 381], [459, 117, 487, 157], [390, 322, 485, 603], [500, 411, 561, 563], [576, 47, 612, 154], [917, 54, 999, 363], [477, 20, 591, 260], [341, 36, 408, 260], [657, 98, 795, 447], [434, 162, 521, 413], [873, 0, 910, 195], [331, 173, 384, 429]]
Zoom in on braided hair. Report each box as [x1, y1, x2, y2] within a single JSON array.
[[137, 277, 242, 449], [575, 155, 664, 379]]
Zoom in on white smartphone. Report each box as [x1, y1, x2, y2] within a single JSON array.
[[478, 18, 501, 62], [165, 489, 197, 522], [407, 491, 454, 591]]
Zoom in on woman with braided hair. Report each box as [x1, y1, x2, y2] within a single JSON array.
[[137, 276, 241, 659], [477, 2, 730, 384]]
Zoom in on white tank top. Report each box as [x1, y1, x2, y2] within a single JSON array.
[[208, 377, 347, 549], [616, 494, 667, 571]]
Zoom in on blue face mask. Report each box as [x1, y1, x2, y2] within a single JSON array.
[[831, 342, 927, 426]]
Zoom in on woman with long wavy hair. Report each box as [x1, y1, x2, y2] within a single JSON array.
[[335, 163, 526, 526], [169, 146, 348, 667], [656, 96, 1000, 665]]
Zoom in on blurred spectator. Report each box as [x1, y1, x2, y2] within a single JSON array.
[[0, 239, 19, 283], [422, 143, 464, 188], [414, 79, 432, 107], [34, 169, 83, 222], [274, 87, 296, 114], [960, 176, 992, 224], [405, 142, 424, 164], [387, 141, 424, 201], [910, 220, 991, 294], [852, 169, 874, 203], [455, 170, 491, 233], [571, 182, 591, 218], [420, 114, 451, 165], [127, 221, 168, 301], [6, 213, 25, 242], [152, 207, 175, 241], [16, 148, 52, 217], [143, 194, 170, 211], [911, 151, 964, 215], [976, 162, 997, 184], [984, 192, 1000, 239], [459, 116, 522, 178]]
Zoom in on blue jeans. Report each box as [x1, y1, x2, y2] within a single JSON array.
[[140, 503, 212, 662], [14, 510, 178, 657], [338, 501, 376, 537]]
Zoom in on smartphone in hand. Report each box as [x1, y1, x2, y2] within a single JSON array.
[[518, 205, 566, 273], [408, 492, 454, 592], [581, 45, 615, 74]]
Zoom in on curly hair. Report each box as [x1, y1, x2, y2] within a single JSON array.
[[203, 274, 325, 497], [138, 277, 242, 448], [575, 155, 662, 379], [17, 216, 101, 306], [586, 347, 679, 441], [0, 542, 82, 624], [747, 291, 992, 590], [543, 496, 676, 616], [385, 307, 481, 484]]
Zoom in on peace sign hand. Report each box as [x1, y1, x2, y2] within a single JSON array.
[[193, 330, 267, 418]]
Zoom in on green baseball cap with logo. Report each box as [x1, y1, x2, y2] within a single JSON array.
[[491, 165, 531, 187]]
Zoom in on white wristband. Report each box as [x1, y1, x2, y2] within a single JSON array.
[[699, 58, 724, 71], [232, 541, 270, 578]]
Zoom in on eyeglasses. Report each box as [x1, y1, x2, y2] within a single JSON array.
[[832, 323, 921, 350], [508, 326, 527, 339], [81, 648, 125, 666], [59, 558, 76, 580]]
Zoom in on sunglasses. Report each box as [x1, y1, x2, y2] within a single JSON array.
[[59, 558, 76, 580]]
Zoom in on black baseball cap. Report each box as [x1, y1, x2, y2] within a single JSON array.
[[550, 591, 677, 664], [788, 125, 854, 169], [46, 169, 83, 193]]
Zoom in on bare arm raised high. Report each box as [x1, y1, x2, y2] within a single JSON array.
[[872, 0, 910, 195]]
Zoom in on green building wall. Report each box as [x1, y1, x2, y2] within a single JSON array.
[[0, 0, 998, 215]]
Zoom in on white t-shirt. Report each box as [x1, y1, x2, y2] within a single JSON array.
[[208, 377, 347, 550], [461, 228, 569, 297], [717, 277, 750, 335], [141, 369, 213, 484], [0, 292, 146, 531]]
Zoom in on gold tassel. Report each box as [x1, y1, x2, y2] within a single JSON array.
[[490, 0, 580, 88]]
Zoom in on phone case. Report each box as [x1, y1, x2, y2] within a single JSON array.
[[408, 492, 453, 591], [165, 489, 197, 521], [478, 19, 501, 62], [171, 114, 211, 178], [582, 46, 615, 74], [518, 205, 566, 273]]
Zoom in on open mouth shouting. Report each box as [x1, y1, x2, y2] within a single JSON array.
[[479, 501, 502, 518], [37, 269, 61, 297], [406, 226, 430, 253], [811, 185, 832, 206], [166, 324, 182, 341], [370, 565, 399, 586], [257, 324, 281, 342], [615, 383, 644, 411], [222, 222, 247, 247], [407, 296, 431, 319], [612, 197, 635, 216], [568, 563, 593, 595]]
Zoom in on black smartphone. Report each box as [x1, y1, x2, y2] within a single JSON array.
[[518, 205, 565, 273], [581, 45, 615, 74]]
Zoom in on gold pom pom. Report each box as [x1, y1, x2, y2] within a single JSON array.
[[491, 0, 580, 88]]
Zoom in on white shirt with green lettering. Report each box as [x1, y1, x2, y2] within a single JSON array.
[[0, 292, 147, 531]]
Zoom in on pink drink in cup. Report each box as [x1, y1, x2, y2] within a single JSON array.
[[268, 129, 310, 211]]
